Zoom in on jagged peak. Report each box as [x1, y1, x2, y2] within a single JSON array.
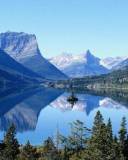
[[85, 49, 92, 55], [81, 50, 96, 58]]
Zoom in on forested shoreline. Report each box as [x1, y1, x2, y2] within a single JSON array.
[[0, 111, 128, 160], [54, 67, 128, 91]]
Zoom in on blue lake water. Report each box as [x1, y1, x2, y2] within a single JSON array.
[[0, 87, 128, 145]]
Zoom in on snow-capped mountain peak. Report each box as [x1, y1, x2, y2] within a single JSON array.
[[50, 50, 99, 69], [49, 50, 109, 77]]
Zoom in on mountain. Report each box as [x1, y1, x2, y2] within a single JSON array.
[[0, 49, 43, 89], [0, 68, 27, 89], [49, 50, 109, 77], [100, 56, 128, 69], [0, 32, 67, 80], [0, 49, 42, 79], [112, 58, 128, 70]]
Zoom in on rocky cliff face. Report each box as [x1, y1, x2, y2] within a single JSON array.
[[0, 32, 67, 80], [0, 32, 38, 61]]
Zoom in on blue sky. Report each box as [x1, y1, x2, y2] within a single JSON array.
[[0, 0, 128, 58]]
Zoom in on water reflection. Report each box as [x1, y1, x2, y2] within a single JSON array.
[[67, 92, 78, 108], [0, 87, 128, 144], [51, 93, 104, 115], [0, 87, 63, 132]]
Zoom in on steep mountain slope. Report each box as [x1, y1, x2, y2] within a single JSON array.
[[0, 49, 44, 89], [50, 50, 109, 77], [0, 49, 41, 79], [100, 56, 127, 69], [0, 32, 67, 80]]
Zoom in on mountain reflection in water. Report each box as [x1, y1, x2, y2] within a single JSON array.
[[0, 87, 128, 144], [0, 87, 64, 132]]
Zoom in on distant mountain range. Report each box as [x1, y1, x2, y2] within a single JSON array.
[[49, 50, 109, 77], [0, 32, 67, 80], [0, 31, 128, 83], [50, 50, 128, 77]]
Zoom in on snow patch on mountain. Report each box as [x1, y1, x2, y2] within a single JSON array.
[[100, 56, 128, 69], [49, 50, 109, 77]]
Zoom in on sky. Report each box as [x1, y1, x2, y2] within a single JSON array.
[[0, 0, 128, 58]]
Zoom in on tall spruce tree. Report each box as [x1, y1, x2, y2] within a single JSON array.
[[92, 110, 104, 135], [106, 118, 114, 159], [107, 118, 113, 142], [119, 117, 128, 159], [3, 124, 19, 160], [112, 135, 124, 160], [85, 111, 119, 160]]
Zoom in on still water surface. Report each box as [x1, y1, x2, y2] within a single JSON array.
[[0, 87, 128, 145]]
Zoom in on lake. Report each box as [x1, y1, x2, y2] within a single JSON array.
[[0, 86, 128, 145]]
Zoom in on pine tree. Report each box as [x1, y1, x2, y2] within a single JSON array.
[[119, 117, 127, 145], [85, 111, 114, 160], [0, 141, 5, 159], [106, 118, 114, 159], [19, 140, 37, 160], [112, 135, 124, 160], [107, 118, 113, 142], [42, 137, 58, 160], [92, 110, 104, 136], [3, 124, 19, 160], [119, 117, 128, 159], [125, 135, 128, 159]]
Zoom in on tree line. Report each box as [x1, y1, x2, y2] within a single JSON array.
[[0, 111, 128, 160]]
